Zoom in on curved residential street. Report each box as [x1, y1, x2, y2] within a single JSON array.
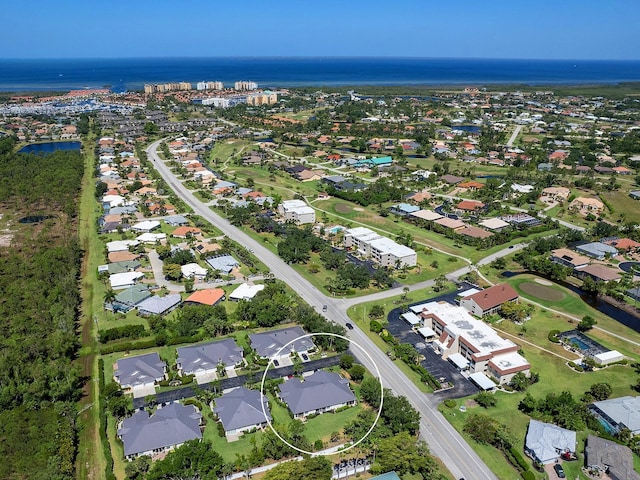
[[147, 139, 501, 480]]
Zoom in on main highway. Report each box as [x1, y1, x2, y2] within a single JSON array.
[[147, 140, 499, 480]]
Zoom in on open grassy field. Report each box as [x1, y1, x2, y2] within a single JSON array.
[[601, 189, 640, 224]]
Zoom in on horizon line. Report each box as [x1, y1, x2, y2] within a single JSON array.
[[2, 55, 640, 62]]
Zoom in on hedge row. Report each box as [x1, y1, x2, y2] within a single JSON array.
[[99, 332, 206, 354], [98, 324, 146, 343]]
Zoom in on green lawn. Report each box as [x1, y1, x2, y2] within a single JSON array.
[[601, 189, 640, 224], [504, 273, 640, 358], [304, 406, 361, 445]]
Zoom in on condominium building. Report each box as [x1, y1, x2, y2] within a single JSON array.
[[343, 227, 417, 269], [201, 96, 246, 108], [143, 82, 192, 94], [246, 91, 278, 106], [277, 199, 315, 225], [234, 81, 258, 91], [411, 301, 530, 384], [196, 81, 224, 91]]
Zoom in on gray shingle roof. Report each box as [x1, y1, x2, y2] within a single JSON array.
[[213, 387, 271, 432], [177, 339, 244, 374], [278, 370, 356, 416], [117, 403, 202, 457], [585, 435, 640, 480], [114, 352, 166, 388], [249, 326, 315, 358]]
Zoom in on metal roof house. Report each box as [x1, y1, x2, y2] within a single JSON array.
[[205, 255, 240, 274], [117, 403, 202, 460], [525, 419, 576, 465], [576, 242, 619, 260], [213, 387, 272, 438], [278, 370, 356, 419], [590, 396, 640, 435], [137, 293, 182, 317]]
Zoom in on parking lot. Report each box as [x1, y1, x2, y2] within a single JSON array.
[[385, 282, 479, 400]]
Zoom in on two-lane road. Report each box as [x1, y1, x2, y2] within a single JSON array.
[[146, 140, 498, 480]]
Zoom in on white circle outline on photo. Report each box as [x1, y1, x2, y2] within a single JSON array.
[[259, 332, 384, 456]]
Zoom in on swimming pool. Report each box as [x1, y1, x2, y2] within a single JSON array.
[[559, 330, 608, 355]]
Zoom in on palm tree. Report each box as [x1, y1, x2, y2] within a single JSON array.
[[104, 289, 116, 304]]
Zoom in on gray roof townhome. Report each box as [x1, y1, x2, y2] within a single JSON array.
[[278, 370, 356, 419], [177, 339, 244, 381], [589, 396, 640, 435], [585, 435, 640, 480], [117, 402, 202, 460], [114, 352, 167, 392], [213, 387, 272, 438], [249, 326, 315, 359], [107, 284, 152, 313]]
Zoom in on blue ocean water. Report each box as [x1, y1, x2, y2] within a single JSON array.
[[1, 57, 640, 92]]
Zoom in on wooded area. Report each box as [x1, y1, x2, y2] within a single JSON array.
[[0, 138, 83, 479]]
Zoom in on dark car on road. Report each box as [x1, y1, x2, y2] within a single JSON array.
[[345, 322, 354, 330]]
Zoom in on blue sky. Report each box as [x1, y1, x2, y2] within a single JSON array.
[[3, 0, 639, 59]]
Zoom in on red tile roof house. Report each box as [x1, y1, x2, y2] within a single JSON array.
[[455, 199, 486, 213], [457, 181, 485, 191], [460, 283, 519, 318], [605, 238, 640, 253]]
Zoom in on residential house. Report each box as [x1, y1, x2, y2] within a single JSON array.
[[455, 199, 486, 214], [171, 226, 203, 238], [585, 435, 640, 480], [433, 217, 466, 231], [110, 272, 145, 290], [114, 352, 167, 396], [605, 238, 640, 253], [137, 294, 182, 317], [459, 283, 519, 317], [412, 301, 530, 384], [106, 239, 139, 253], [589, 396, 640, 435], [550, 248, 591, 269], [409, 210, 443, 223], [213, 387, 272, 438], [277, 199, 316, 225], [184, 288, 226, 306], [177, 338, 244, 383], [570, 197, 605, 216], [406, 191, 432, 204], [136, 232, 166, 244], [576, 242, 619, 260], [457, 180, 484, 191], [457, 226, 493, 240], [163, 215, 189, 226], [249, 326, 315, 361], [107, 285, 152, 313], [343, 227, 417, 268], [278, 370, 356, 419], [117, 403, 202, 460], [205, 255, 239, 274], [229, 283, 265, 301], [389, 203, 420, 216], [524, 419, 576, 465], [575, 264, 621, 283], [540, 186, 571, 203], [131, 220, 161, 232], [479, 218, 510, 232], [440, 174, 464, 185], [180, 263, 208, 279]]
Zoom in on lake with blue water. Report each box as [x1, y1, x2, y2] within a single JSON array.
[[19, 141, 82, 154]]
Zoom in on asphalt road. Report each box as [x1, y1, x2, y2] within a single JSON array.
[[146, 140, 498, 480]]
